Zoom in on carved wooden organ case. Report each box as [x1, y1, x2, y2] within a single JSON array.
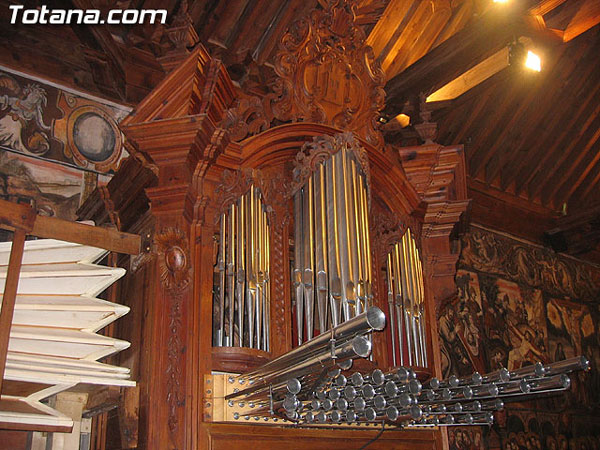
[[78, 1, 469, 448]]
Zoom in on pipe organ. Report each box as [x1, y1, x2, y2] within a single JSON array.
[[76, 2, 594, 445], [386, 229, 428, 368], [213, 186, 271, 352], [292, 145, 372, 345]]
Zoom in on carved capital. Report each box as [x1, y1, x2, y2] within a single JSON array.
[[398, 143, 467, 203], [422, 200, 470, 240]]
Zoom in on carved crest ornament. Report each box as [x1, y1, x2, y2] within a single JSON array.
[[221, 0, 386, 148]]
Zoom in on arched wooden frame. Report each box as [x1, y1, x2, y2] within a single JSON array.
[[200, 122, 435, 376]]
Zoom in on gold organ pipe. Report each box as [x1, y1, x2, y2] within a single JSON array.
[[335, 149, 352, 323], [393, 241, 406, 366], [247, 190, 256, 348], [351, 160, 364, 315]]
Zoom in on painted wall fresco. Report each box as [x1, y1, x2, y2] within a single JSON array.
[[0, 68, 129, 226], [440, 227, 600, 450]]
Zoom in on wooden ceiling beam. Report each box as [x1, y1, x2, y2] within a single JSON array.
[[563, 0, 600, 42], [228, 0, 284, 58], [507, 37, 600, 195], [571, 156, 600, 208], [369, 0, 420, 71], [205, 0, 251, 49], [467, 74, 526, 178], [382, 1, 452, 80], [530, 0, 570, 16], [524, 81, 600, 201], [553, 125, 600, 207], [490, 44, 572, 188], [383, 2, 530, 118], [71, 0, 124, 69], [252, 0, 292, 63], [481, 67, 557, 186], [535, 91, 600, 204], [515, 80, 600, 197], [430, 0, 476, 49], [445, 70, 511, 148]]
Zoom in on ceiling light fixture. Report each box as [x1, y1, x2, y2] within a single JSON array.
[[525, 50, 542, 72]]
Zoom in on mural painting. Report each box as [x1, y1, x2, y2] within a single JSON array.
[[0, 68, 129, 226], [440, 227, 600, 449]]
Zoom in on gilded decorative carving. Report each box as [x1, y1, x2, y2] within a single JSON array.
[[221, 0, 385, 147], [461, 227, 600, 300]]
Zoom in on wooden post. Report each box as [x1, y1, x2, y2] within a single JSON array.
[[0, 228, 26, 395]]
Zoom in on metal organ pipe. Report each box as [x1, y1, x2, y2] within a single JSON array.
[[293, 146, 372, 345], [213, 186, 271, 351], [386, 229, 428, 368]]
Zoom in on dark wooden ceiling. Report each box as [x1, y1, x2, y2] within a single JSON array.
[[1, 0, 599, 260]]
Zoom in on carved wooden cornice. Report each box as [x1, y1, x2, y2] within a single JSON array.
[[422, 200, 471, 240], [398, 143, 467, 203], [221, 0, 385, 147]]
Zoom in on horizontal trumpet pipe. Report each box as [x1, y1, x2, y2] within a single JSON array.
[[227, 335, 372, 399], [242, 307, 385, 380]]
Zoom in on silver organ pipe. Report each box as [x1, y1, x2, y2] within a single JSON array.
[[386, 229, 427, 368], [213, 186, 271, 351], [293, 146, 372, 345]]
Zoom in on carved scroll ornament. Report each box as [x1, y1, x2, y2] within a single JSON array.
[[292, 132, 371, 198], [221, 0, 385, 147]]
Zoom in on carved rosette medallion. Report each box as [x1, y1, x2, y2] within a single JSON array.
[[156, 228, 191, 292]]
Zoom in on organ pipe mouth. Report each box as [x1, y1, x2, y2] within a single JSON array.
[[366, 306, 386, 331]]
